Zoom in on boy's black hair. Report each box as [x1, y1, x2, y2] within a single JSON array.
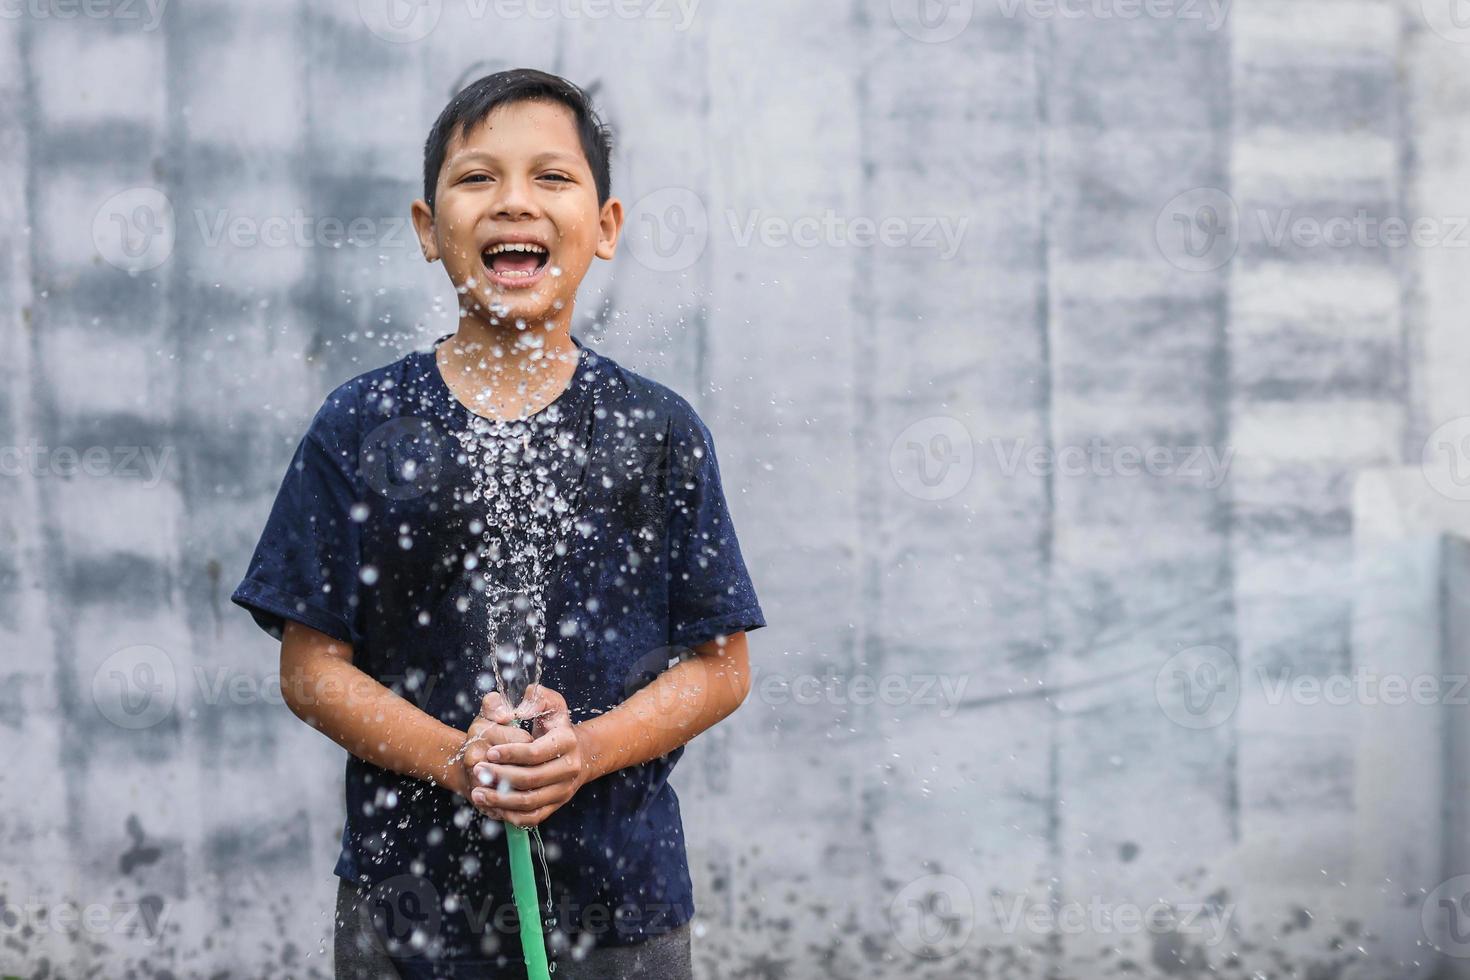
[[422, 68, 613, 212]]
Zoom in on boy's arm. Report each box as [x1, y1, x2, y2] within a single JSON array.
[[279, 620, 527, 799], [576, 631, 752, 781]]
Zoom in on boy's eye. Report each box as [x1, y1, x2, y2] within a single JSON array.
[[462, 174, 492, 184], [540, 173, 571, 183]]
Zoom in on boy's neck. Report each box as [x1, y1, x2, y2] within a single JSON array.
[[438, 313, 581, 421]]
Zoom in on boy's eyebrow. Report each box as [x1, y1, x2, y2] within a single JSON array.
[[446, 149, 585, 169]]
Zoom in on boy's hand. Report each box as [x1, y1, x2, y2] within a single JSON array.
[[455, 692, 533, 801], [469, 684, 589, 828]]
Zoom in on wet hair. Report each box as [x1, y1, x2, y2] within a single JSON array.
[[422, 68, 613, 212]]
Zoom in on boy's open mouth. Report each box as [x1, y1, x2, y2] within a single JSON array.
[[480, 240, 551, 289]]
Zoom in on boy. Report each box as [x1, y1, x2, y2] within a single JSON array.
[[231, 69, 765, 979]]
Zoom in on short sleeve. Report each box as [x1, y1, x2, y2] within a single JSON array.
[[231, 396, 365, 648], [665, 407, 766, 649]]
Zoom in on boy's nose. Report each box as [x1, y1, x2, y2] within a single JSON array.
[[489, 175, 540, 220]]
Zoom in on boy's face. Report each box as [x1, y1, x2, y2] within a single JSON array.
[[412, 99, 622, 334]]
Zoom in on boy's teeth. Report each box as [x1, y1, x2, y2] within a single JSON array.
[[485, 242, 547, 254]]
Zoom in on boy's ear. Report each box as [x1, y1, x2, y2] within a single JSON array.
[[410, 199, 439, 262], [595, 197, 624, 261]]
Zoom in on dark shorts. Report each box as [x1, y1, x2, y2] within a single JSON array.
[[334, 878, 695, 980]]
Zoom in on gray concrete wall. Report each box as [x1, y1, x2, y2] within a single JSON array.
[[4, 0, 1470, 977]]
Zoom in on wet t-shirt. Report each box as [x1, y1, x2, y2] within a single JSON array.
[[230, 332, 766, 977]]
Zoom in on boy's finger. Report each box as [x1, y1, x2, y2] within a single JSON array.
[[519, 686, 572, 738], [485, 737, 561, 767], [473, 783, 562, 813], [465, 718, 532, 747], [474, 759, 574, 791], [462, 741, 489, 768], [480, 691, 515, 725], [514, 684, 566, 722], [485, 724, 534, 746]]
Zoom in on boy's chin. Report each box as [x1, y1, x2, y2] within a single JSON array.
[[471, 290, 563, 329]]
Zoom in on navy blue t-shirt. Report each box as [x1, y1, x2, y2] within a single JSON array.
[[231, 332, 765, 976]]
